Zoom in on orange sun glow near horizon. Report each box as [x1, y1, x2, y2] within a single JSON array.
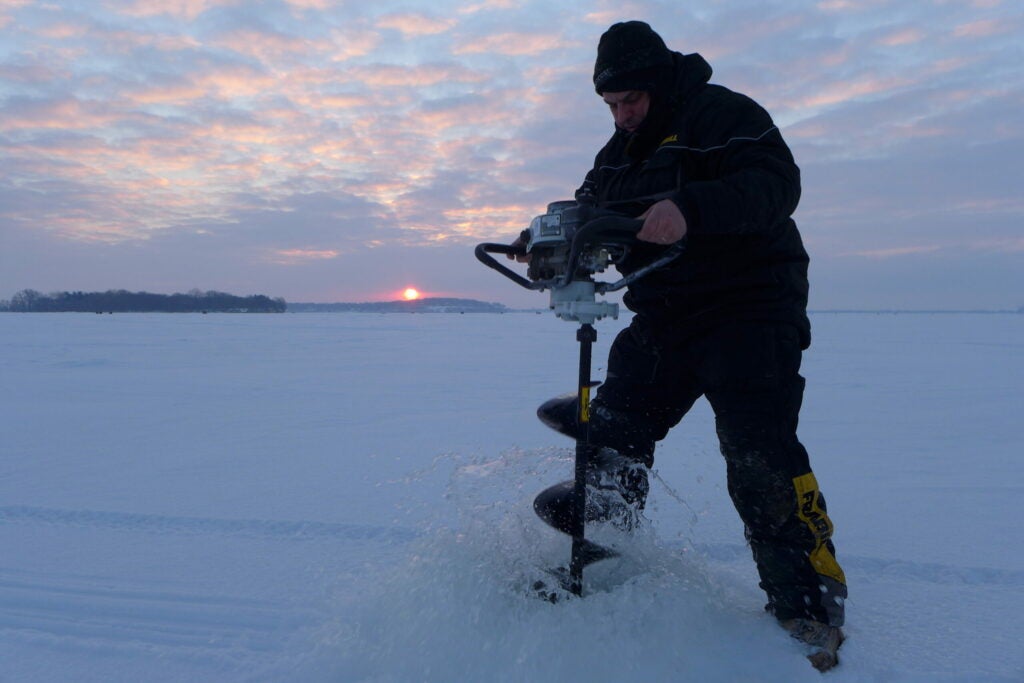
[[402, 287, 421, 301]]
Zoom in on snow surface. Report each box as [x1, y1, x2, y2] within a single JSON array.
[[2, 311, 1022, 682]]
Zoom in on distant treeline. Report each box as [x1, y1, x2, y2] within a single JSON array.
[[1, 289, 287, 313]]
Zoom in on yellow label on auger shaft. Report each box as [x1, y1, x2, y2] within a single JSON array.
[[793, 472, 847, 585], [580, 386, 591, 423]]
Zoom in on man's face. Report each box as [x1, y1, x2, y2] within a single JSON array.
[[602, 90, 650, 133]]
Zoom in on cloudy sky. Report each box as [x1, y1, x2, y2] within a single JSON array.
[[1, 0, 1021, 309]]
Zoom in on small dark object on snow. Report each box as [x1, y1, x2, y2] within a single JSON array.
[[782, 617, 845, 672], [530, 539, 620, 603], [531, 567, 573, 603]]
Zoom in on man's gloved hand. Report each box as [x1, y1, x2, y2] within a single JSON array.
[[506, 235, 532, 263]]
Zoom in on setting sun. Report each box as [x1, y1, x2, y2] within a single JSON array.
[[402, 287, 421, 301]]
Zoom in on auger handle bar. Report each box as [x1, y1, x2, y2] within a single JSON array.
[[474, 242, 538, 290], [475, 215, 685, 293]]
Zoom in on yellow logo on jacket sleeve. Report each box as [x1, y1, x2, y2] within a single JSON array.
[[659, 134, 679, 145]]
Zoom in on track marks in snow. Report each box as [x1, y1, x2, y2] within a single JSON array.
[[693, 541, 1024, 587], [0, 504, 420, 676], [0, 566, 307, 657], [0, 505, 419, 543]]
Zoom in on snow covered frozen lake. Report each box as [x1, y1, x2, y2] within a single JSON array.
[[2, 311, 1021, 682]]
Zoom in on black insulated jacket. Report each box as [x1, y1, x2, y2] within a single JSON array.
[[577, 52, 811, 347]]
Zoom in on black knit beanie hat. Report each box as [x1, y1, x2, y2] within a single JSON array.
[[593, 21, 674, 94]]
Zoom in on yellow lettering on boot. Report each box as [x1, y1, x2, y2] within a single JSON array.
[[792, 473, 847, 585]]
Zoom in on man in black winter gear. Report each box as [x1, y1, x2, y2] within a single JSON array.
[[529, 21, 847, 670]]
